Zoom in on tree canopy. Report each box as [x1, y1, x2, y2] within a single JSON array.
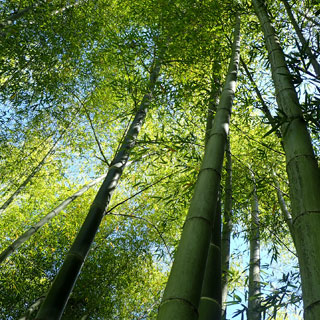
[[0, 0, 319, 319]]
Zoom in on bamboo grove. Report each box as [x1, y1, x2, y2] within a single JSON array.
[[0, 0, 319, 319]]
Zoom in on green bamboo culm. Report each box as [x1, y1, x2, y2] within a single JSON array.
[[198, 199, 222, 320], [200, 81, 223, 320], [247, 172, 261, 320], [221, 138, 233, 320], [252, 1, 320, 319], [157, 14, 240, 320], [35, 59, 161, 320]]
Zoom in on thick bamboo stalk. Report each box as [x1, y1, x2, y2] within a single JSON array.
[[199, 68, 223, 320], [0, 173, 107, 264], [247, 173, 261, 320], [198, 199, 222, 320], [35, 59, 161, 320], [252, 1, 320, 318], [157, 14, 240, 320], [205, 71, 222, 145], [221, 138, 233, 320]]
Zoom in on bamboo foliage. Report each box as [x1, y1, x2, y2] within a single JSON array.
[[280, 0, 320, 78], [0, 173, 107, 264], [1, 0, 319, 318], [0, 141, 57, 215]]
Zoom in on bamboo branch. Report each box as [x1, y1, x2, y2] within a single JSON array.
[[105, 172, 175, 215], [232, 122, 285, 155], [240, 57, 281, 138], [83, 105, 110, 166], [0, 173, 107, 264], [107, 212, 172, 261]]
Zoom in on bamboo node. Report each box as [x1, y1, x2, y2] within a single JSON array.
[[276, 85, 299, 101], [67, 251, 85, 262], [217, 106, 232, 114], [305, 299, 320, 313], [285, 153, 316, 169], [208, 131, 228, 141], [265, 39, 284, 57], [160, 297, 198, 316], [185, 215, 211, 226], [200, 296, 221, 307], [199, 167, 221, 178], [209, 243, 221, 251], [292, 210, 320, 227]]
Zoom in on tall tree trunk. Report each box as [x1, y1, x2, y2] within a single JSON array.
[[198, 199, 222, 320], [199, 63, 223, 320], [0, 173, 107, 264], [247, 172, 261, 320], [0, 141, 58, 215], [34, 59, 161, 320], [280, 0, 320, 77], [157, 14, 240, 320], [252, 1, 320, 318], [204, 71, 221, 145], [221, 138, 233, 320]]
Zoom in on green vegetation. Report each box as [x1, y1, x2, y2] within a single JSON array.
[[0, 0, 319, 319]]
